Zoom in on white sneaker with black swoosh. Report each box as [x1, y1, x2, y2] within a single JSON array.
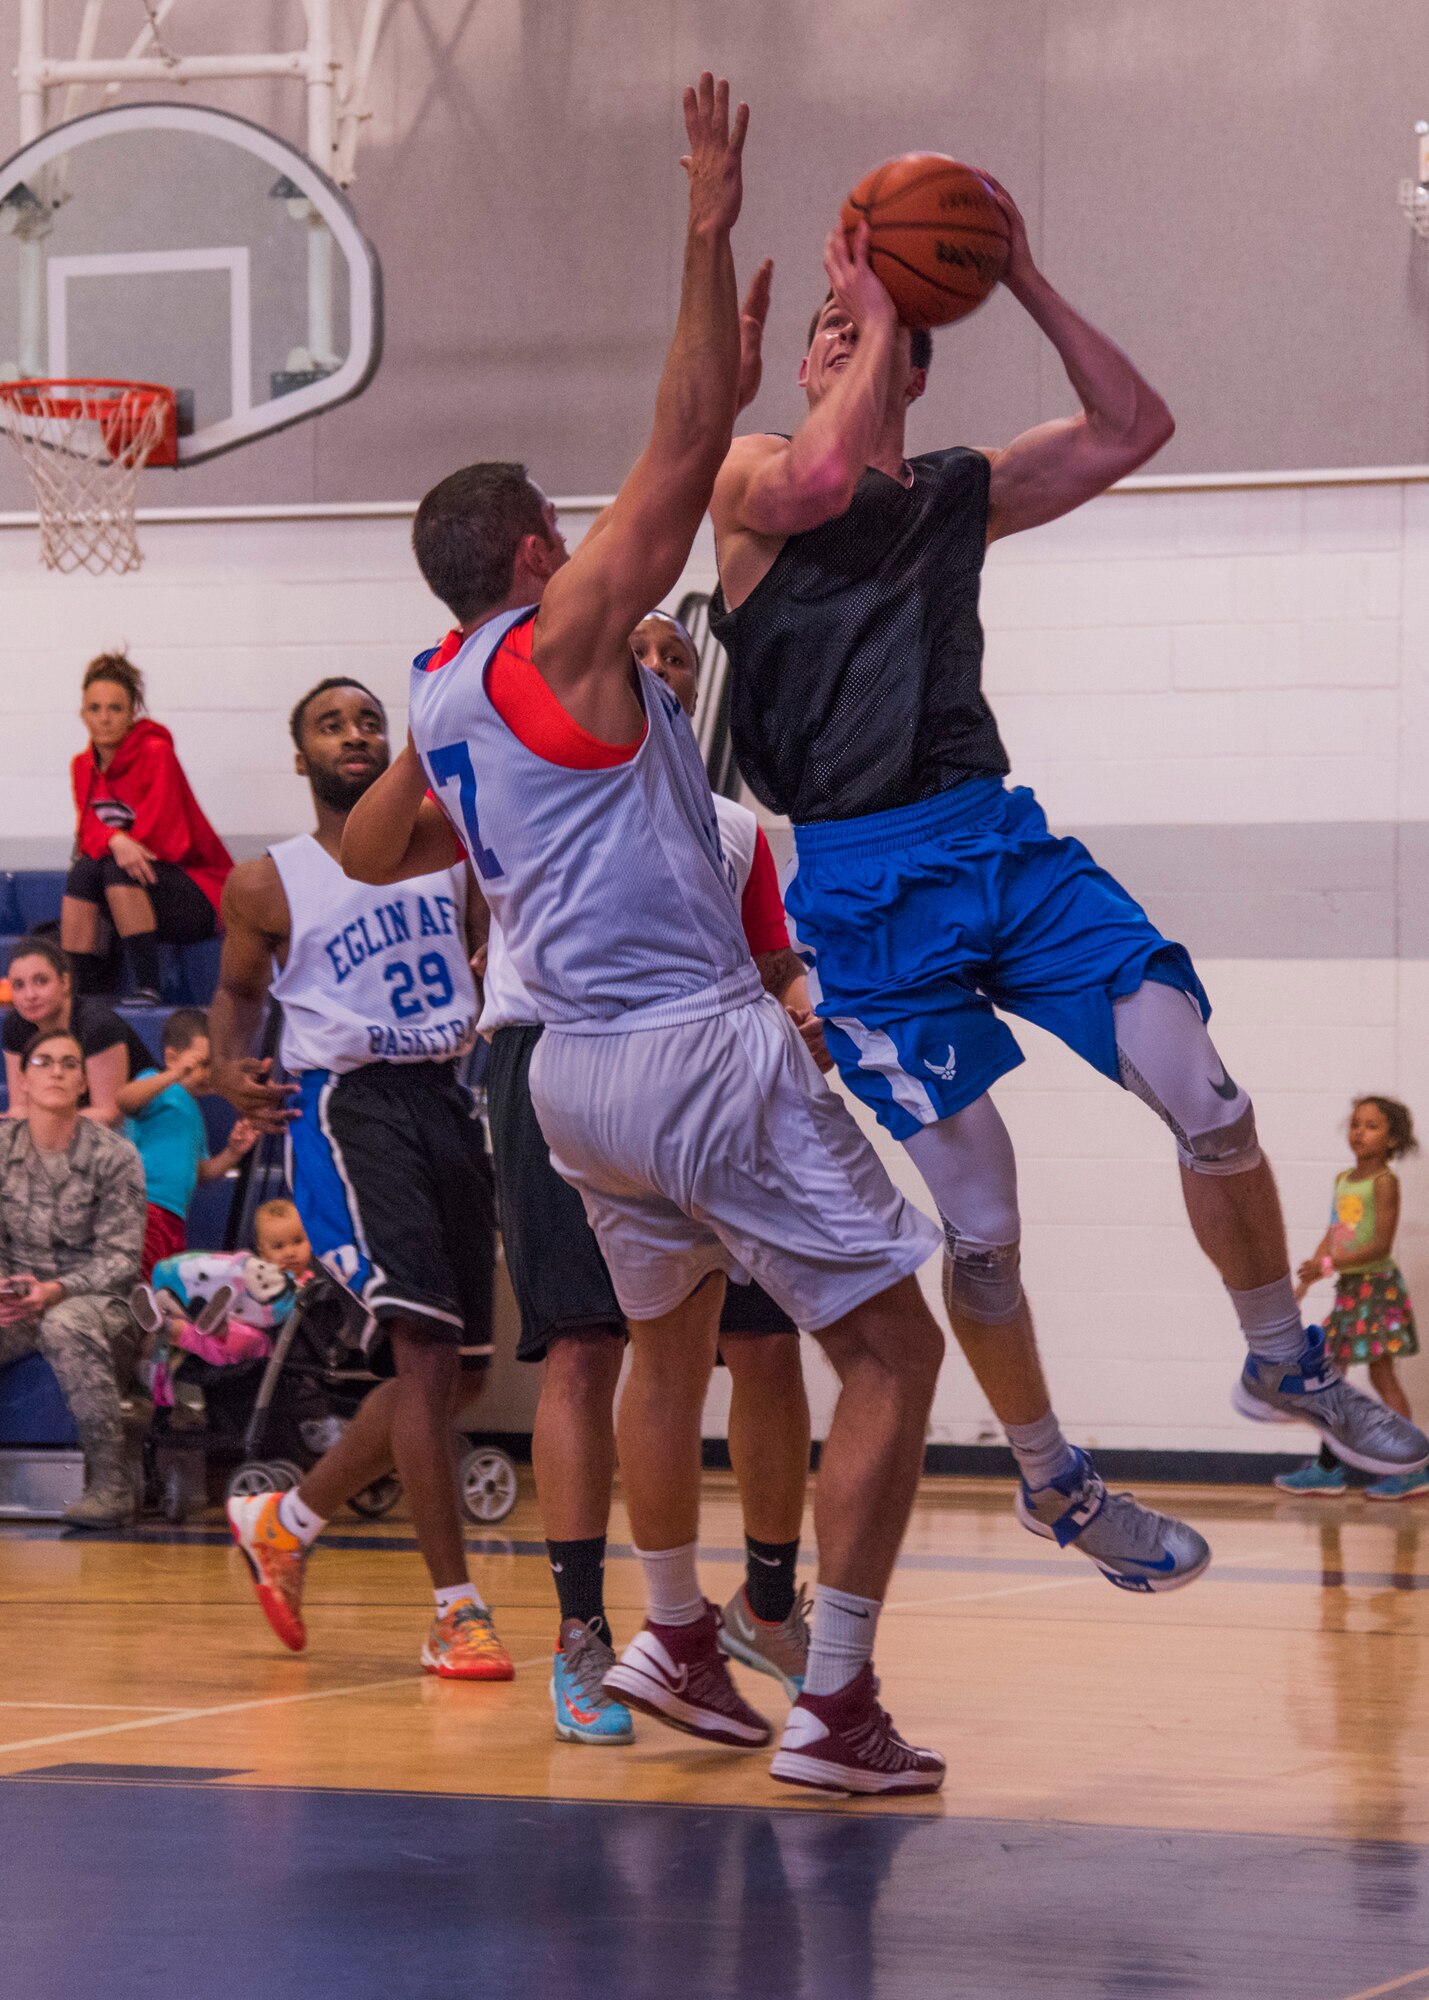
[[602, 1602, 772, 1746]]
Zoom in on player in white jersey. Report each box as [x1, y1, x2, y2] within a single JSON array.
[[211, 677, 513, 1683], [480, 608, 823, 1745], [343, 75, 948, 1795]]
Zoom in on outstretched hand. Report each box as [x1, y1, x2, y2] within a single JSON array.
[[681, 71, 749, 236], [736, 257, 773, 412], [823, 216, 896, 336], [978, 171, 1036, 294], [220, 1056, 299, 1134]]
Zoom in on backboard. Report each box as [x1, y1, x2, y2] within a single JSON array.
[[0, 102, 382, 465]]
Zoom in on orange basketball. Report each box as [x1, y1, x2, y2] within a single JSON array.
[[840, 154, 1010, 330]]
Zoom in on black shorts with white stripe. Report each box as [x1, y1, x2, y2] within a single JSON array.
[[297, 1060, 496, 1371]]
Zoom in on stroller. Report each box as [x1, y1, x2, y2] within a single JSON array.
[[145, 1269, 520, 1527], [144, 1030, 519, 1528]]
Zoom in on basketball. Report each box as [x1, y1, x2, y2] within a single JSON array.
[[840, 152, 1010, 330]]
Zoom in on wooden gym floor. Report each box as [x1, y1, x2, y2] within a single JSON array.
[[4, 1472, 1429, 1998]]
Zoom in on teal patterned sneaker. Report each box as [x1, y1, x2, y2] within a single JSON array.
[[1273, 1459, 1347, 1496], [1015, 1447, 1211, 1593], [1235, 1327, 1429, 1476], [1365, 1469, 1429, 1503], [551, 1618, 635, 1744]]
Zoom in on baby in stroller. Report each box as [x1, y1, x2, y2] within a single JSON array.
[[131, 1199, 315, 1413]]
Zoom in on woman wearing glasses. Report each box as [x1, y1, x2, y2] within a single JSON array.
[[3, 936, 153, 1126], [0, 1027, 146, 1526]]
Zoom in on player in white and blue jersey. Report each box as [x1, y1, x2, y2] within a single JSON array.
[[211, 677, 514, 1684]]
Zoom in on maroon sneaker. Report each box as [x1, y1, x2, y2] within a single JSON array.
[[770, 1664, 945, 1795], [602, 1602, 772, 1747]]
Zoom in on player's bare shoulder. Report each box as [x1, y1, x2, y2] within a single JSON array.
[[713, 433, 793, 609], [222, 852, 291, 947], [714, 431, 789, 518]]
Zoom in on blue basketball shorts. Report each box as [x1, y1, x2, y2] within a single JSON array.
[[784, 778, 1210, 1142]]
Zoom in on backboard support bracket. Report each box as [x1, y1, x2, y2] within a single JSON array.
[[16, 0, 389, 185]]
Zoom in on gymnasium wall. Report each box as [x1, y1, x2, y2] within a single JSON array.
[[4, 0, 1429, 504], [3, 470, 1426, 1455]]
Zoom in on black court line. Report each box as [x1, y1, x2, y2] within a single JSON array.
[[17, 1762, 249, 1783]]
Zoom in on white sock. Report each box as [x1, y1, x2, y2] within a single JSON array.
[[1229, 1275, 1305, 1364], [633, 1540, 704, 1627], [434, 1581, 485, 1617], [277, 1489, 326, 1546], [1004, 1410, 1078, 1490], [803, 1584, 880, 1697]]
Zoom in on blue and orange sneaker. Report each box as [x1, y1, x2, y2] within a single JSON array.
[[551, 1618, 635, 1744], [226, 1491, 308, 1651], [420, 1598, 514, 1680]]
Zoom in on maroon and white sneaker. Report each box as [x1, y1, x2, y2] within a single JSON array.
[[602, 1602, 772, 1747], [770, 1664, 945, 1795]]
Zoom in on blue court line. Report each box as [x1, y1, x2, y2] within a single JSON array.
[[5, 1521, 1429, 1593]]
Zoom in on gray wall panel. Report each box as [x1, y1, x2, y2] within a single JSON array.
[[1, 3, 1423, 502], [764, 817, 1429, 960]]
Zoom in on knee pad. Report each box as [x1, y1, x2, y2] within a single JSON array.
[[941, 1232, 1024, 1325], [1177, 1101, 1263, 1178]]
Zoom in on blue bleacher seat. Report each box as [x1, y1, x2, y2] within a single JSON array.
[[11, 870, 68, 934], [0, 1351, 79, 1447], [3, 872, 222, 1009], [159, 934, 223, 1007]]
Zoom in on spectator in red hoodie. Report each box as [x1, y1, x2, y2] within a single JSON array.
[[61, 652, 233, 1004]]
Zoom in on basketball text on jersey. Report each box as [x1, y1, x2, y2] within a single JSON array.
[[269, 836, 477, 1074]]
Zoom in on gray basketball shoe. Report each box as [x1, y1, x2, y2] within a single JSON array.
[[719, 1581, 810, 1697], [1234, 1326, 1429, 1475], [1015, 1448, 1211, 1593]]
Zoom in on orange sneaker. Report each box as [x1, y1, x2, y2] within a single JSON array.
[[420, 1599, 514, 1680], [226, 1492, 308, 1652]]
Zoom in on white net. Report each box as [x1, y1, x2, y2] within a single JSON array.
[[0, 380, 174, 576]]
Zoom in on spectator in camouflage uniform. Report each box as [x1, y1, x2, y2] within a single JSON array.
[[0, 1028, 146, 1525]]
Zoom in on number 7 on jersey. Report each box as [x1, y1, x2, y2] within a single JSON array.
[[428, 741, 503, 881]]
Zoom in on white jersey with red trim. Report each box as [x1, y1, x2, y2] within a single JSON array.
[[410, 607, 755, 1034], [479, 792, 763, 1034]]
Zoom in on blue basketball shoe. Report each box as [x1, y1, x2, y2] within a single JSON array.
[[1234, 1327, 1429, 1476], [1015, 1448, 1211, 1593], [551, 1618, 635, 1745]]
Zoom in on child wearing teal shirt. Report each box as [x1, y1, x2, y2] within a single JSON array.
[[117, 1007, 256, 1275]]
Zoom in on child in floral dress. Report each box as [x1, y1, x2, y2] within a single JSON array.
[[1276, 1097, 1423, 1499]]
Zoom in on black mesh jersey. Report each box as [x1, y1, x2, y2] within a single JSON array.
[[709, 444, 1008, 824]]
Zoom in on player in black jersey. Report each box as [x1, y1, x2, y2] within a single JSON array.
[[710, 193, 1429, 1582]]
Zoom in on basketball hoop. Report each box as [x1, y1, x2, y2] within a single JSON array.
[[0, 379, 178, 575]]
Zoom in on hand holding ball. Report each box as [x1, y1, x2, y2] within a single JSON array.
[[840, 154, 1010, 330]]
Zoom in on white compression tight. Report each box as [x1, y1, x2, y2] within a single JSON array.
[[902, 980, 1262, 1323]]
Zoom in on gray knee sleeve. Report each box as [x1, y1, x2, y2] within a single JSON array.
[[942, 1232, 1024, 1324], [1112, 982, 1263, 1178]]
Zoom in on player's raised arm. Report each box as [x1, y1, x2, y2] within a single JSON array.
[[713, 222, 902, 543], [981, 177, 1174, 543], [534, 74, 746, 698], [340, 739, 462, 886]]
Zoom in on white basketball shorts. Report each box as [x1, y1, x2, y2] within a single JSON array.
[[529, 990, 940, 1330]]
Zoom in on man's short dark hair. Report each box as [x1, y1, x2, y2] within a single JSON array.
[[288, 677, 386, 750], [162, 1007, 208, 1057], [806, 295, 932, 373], [412, 462, 550, 626]]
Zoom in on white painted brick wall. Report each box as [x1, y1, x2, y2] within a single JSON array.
[[2, 477, 1426, 1456]]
